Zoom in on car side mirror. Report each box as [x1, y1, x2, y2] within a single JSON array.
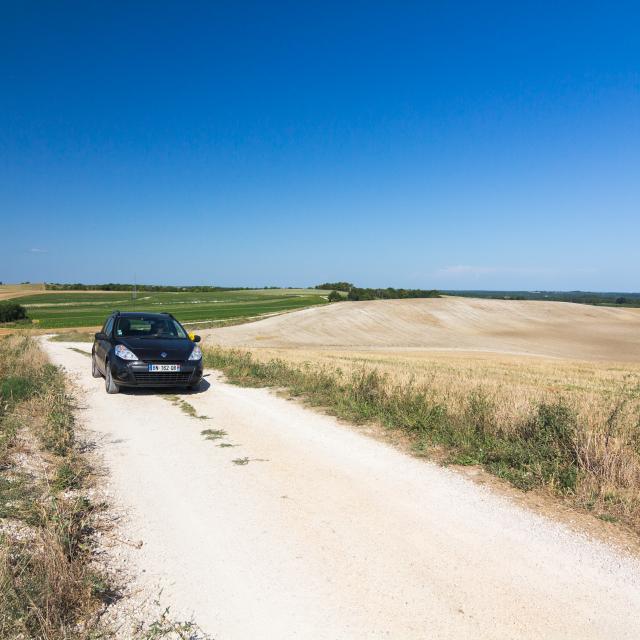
[[193, 335, 201, 343], [95, 332, 107, 341]]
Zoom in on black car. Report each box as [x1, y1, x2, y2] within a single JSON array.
[[92, 311, 204, 394]]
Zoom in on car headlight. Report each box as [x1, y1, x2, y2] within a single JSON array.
[[114, 344, 139, 361], [188, 345, 202, 361]]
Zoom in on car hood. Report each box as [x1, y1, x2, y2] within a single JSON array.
[[117, 337, 195, 361]]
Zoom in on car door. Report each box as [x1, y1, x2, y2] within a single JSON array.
[[96, 316, 114, 371]]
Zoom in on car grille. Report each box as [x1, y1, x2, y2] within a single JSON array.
[[133, 372, 193, 385]]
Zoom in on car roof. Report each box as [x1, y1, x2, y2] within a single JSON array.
[[114, 312, 171, 319]]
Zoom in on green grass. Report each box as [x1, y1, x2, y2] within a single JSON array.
[[49, 332, 95, 342], [598, 513, 619, 523], [201, 428, 227, 440], [9, 288, 329, 329], [164, 395, 207, 419]]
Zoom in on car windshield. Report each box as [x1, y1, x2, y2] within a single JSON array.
[[114, 316, 187, 339]]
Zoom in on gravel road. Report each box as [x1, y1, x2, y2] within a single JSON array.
[[44, 339, 640, 640]]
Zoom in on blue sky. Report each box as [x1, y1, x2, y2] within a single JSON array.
[[1, 2, 638, 290]]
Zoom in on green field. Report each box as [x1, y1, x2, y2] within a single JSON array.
[[9, 289, 329, 329]]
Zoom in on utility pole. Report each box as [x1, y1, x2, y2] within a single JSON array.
[[133, 273, 137, 310]]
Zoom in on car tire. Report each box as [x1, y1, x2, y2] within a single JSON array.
[[105, 361, 120, 394], [91, 354, 102, 378]]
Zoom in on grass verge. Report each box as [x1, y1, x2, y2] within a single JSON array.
[[204, 346, 640, 533], [49, 331, 95, 343], [0, 334, 107, 639]]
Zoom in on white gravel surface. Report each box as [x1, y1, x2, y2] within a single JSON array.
[[44, 339, 640, 640]]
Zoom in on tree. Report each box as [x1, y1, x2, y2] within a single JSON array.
[[615, 297, 627, 304], [315, 282, 353, 292], [0, 302, 28, 323], [327, 290, 343, 302]]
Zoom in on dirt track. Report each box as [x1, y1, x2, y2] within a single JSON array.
[[202, 297, 640, 362], [43, 338, 640, 639]]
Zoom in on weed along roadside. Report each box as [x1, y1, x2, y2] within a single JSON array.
[[203, 346, 640, 535]]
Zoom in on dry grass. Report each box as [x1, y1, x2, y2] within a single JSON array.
[[0, 334, 107, 639], [0, 283, 46, 302], [208, 346, 640, 531]]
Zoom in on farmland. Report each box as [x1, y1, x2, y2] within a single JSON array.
[[3, 288, 329, 329], [0, 282, 46, 301]]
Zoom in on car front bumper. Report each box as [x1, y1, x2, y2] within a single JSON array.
[[110, 359, 204, 387]]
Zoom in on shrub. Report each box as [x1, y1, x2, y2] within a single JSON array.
[[327, 290, 343, 302], [0, 302, 28, 323]]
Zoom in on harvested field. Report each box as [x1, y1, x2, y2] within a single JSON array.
[[0, 283, 46, 301], [202, 297, 640, 362]]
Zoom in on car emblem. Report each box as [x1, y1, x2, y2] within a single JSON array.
[[161, 352, 167, 358]]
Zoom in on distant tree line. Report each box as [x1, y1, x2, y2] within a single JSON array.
[[347, 287, 440, 301], [0, 302, 28, 323], [317, 282, 440, 302], [442, 290, 640, 307], [45, 283, 249, 292], [315, 282, 354, 292]]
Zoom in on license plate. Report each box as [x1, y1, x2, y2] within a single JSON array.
[[148, 364, 180, 372]]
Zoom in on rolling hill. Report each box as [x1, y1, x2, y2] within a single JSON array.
[[203, 296, 640, 362]]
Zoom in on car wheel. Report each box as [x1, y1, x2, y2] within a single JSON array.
[[91, 354, 102, 378], [105, 361, 120, 394]]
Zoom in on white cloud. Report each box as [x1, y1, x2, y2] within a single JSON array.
[[27, 248, 48, 253]]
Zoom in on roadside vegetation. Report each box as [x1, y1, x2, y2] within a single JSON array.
[[204, 346, 640, 533], [0, 334, 106, 639]]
